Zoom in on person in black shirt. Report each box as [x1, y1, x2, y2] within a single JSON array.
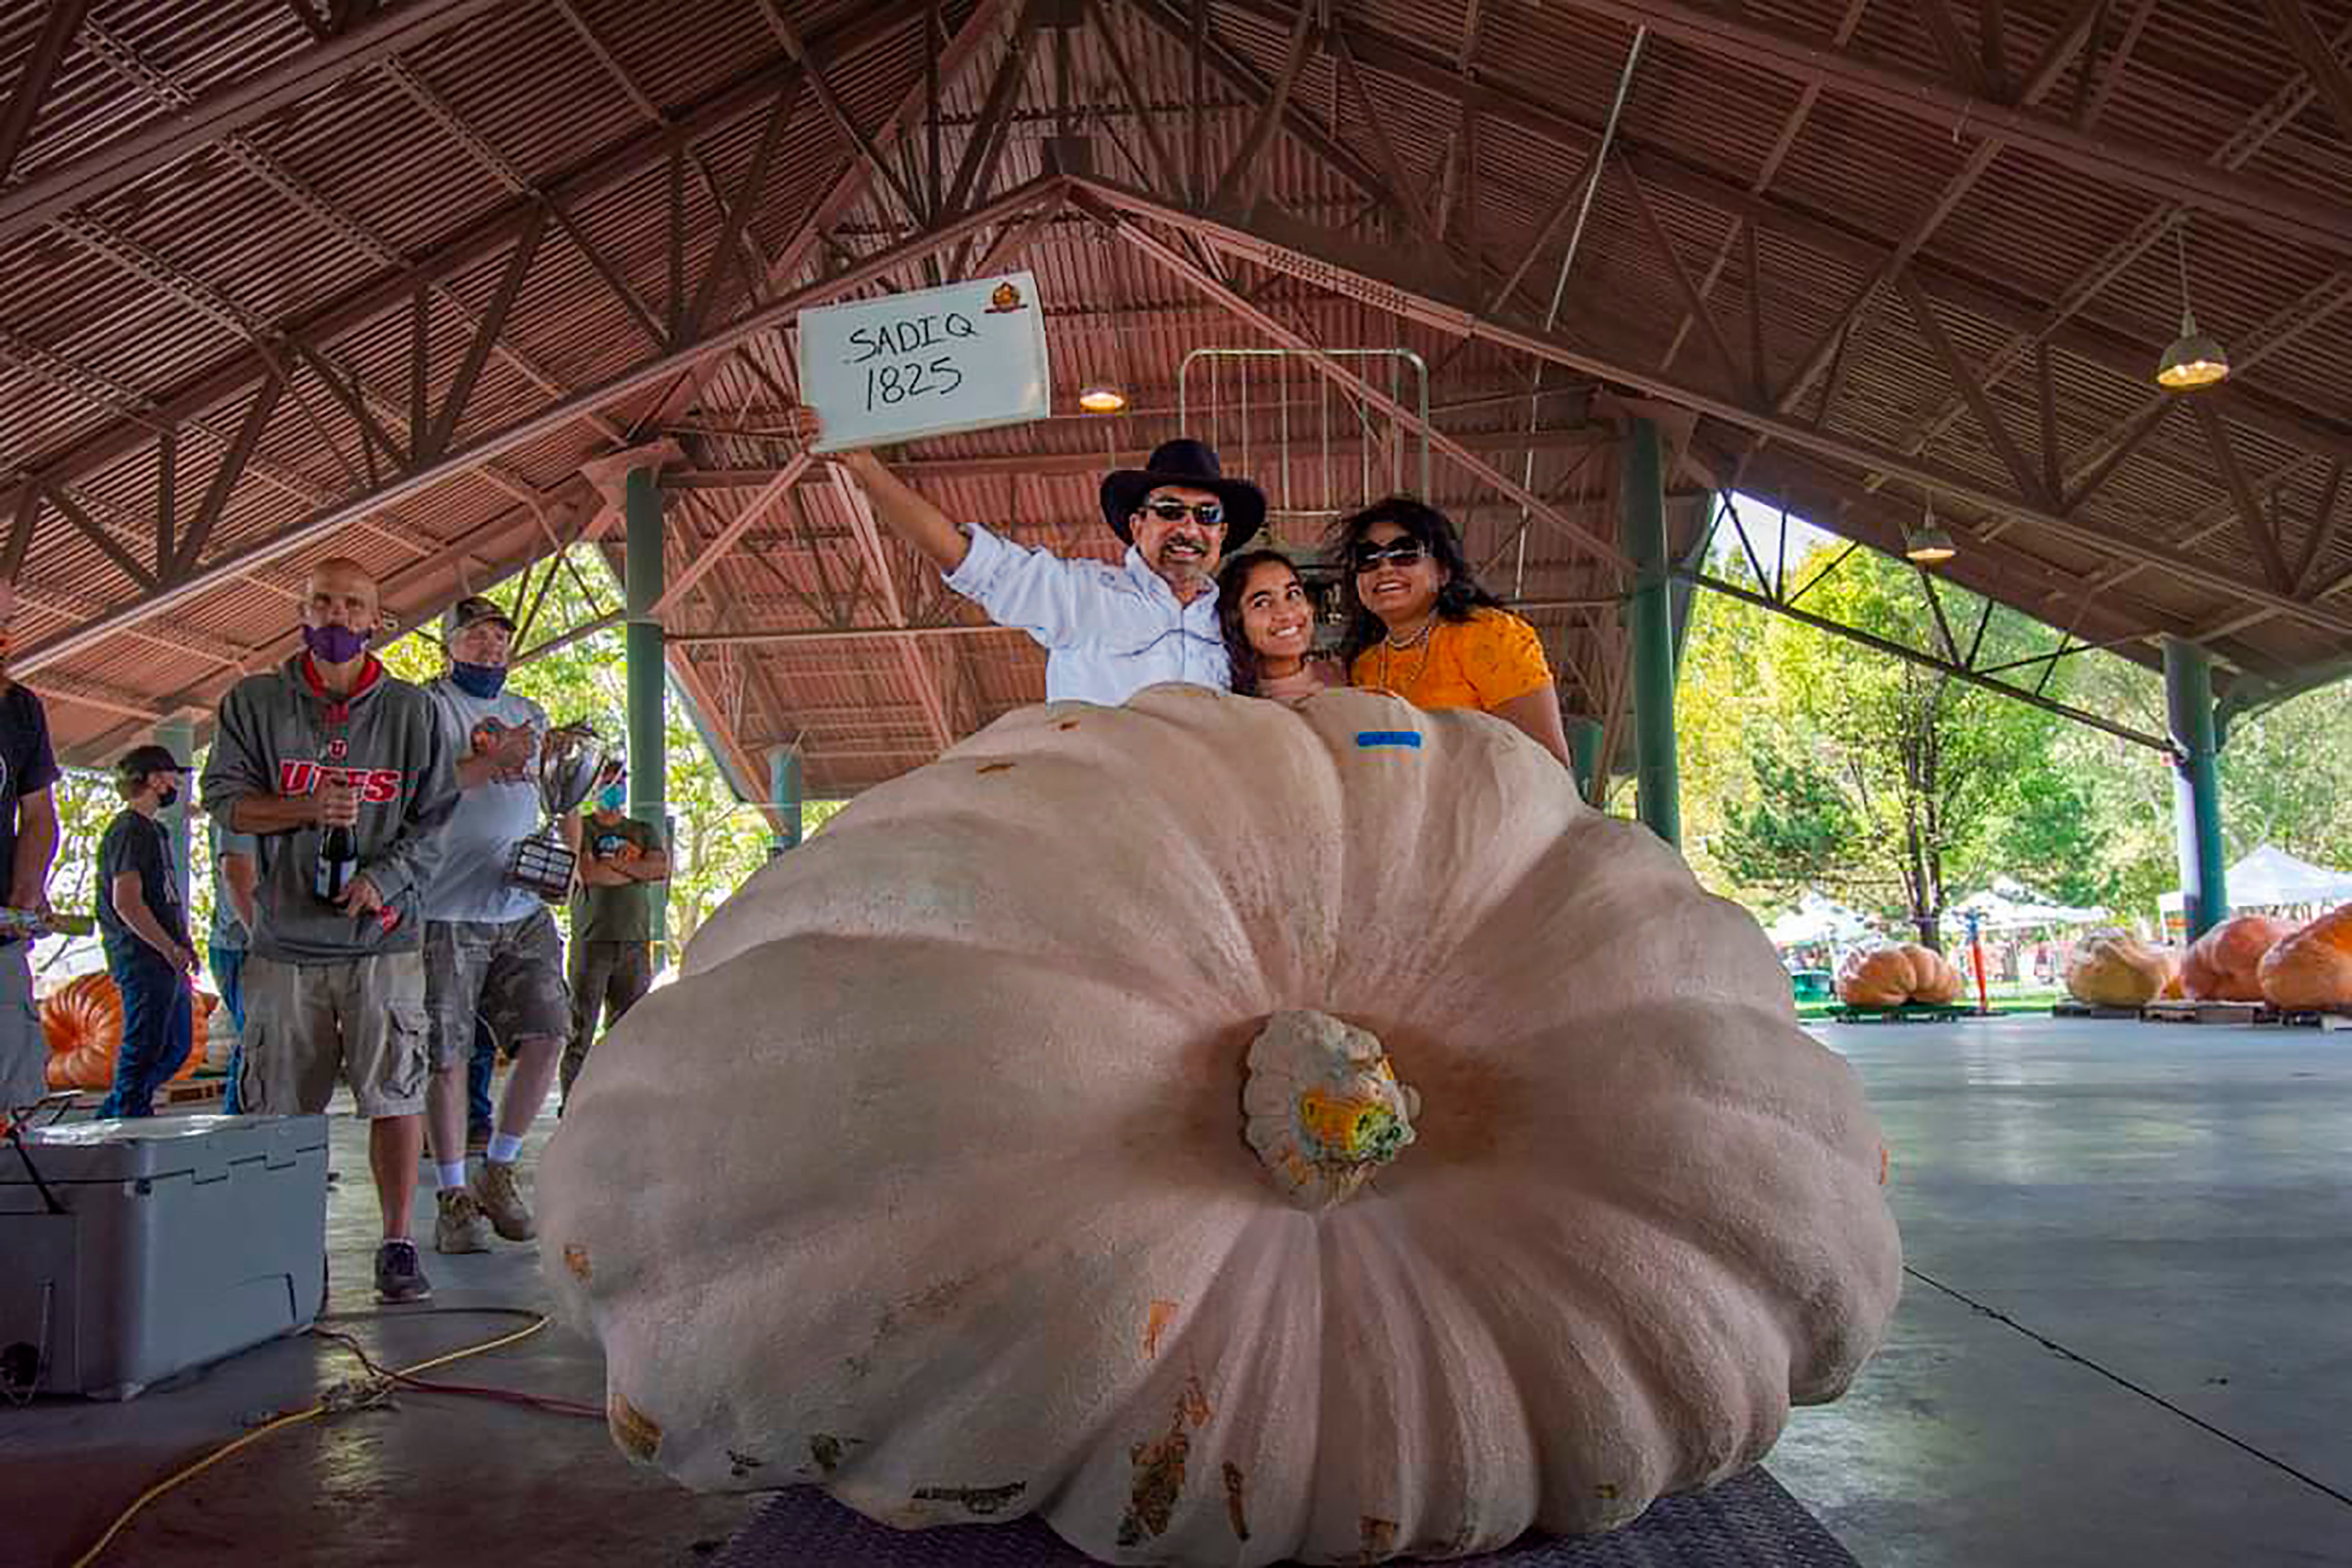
[[95, 744, 198, 1118], [1, 579, 62, 1119]]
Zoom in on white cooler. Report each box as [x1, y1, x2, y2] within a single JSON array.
[[0, 1114, 328, 1399]]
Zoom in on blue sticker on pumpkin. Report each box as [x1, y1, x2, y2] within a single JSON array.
[[1354, 731, 1423, 750]]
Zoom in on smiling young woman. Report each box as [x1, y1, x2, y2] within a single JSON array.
[[1216, 550, 1341, 704], [1332, 497, 1575, 768]]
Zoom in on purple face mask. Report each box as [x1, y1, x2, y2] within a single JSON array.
[[302, 622, 371, 664]]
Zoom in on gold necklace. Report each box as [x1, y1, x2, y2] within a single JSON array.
[[1383, 615, 1435, 650], [1378, 614, 1437, 692]]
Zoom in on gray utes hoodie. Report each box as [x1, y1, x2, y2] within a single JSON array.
[[200, 652, 458, 964]]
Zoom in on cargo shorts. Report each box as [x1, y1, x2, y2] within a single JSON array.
[[239, 950, 429, 1119], [424, 907, 570, 1070]]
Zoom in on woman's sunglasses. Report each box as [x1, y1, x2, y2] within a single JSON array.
[[1352, 539, 1427, 572], [1143, 498, 1226, 527]]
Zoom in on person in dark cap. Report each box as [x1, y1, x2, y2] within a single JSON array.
[[95, 743, 199, 1118], [814, 419, 1266, 704], [414, 592, 569, 1258]]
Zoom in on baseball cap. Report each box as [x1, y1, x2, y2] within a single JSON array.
[[442, 594, 517, 639], [114, 743, 189, 781]]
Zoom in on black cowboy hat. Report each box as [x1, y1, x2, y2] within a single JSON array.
[[1100, 439, 1266, 552]]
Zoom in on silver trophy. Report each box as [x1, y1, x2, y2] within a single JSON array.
[[507, 721, 612, 901]]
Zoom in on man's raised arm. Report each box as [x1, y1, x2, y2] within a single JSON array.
[[836, 450, 969, 573]]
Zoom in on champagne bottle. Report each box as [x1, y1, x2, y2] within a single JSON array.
[[315, 822, 359, 903]]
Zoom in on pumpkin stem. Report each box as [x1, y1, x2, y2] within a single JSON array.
[[1241, 1011, 1420, 1210]]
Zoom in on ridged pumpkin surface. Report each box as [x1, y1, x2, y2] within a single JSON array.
[[2257, 905, 2352, 1010], [2182, 915, 2293, 1001], [1835, 943, 1961, 1008], [2064, 932, 2175, 1009], [540, 687, 1901, 1565], [42, 972, 213, 1090]]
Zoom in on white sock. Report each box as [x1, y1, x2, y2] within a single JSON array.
[[436, 1161, 468, 1191], [486, 1133, 523, 1165]]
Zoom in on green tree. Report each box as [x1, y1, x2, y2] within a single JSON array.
[[1981, 765, 2111, 908], [2217, 679, 2352, 870], [1698, 543, 2077, 948], [1677, 523, 2352, 942], [376, 545, 820, 955]]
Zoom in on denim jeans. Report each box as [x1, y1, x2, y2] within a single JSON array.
[[467, 1013, 496, 1133], [98, 950, 193, 1119], [210, 946, 247, 1113]]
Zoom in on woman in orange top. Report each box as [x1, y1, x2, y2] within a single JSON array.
[[1334, 496, 1574, 768]]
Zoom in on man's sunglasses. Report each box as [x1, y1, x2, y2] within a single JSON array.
[[1352, 539, 1427, 572], [1142, 498, 1226, 527]]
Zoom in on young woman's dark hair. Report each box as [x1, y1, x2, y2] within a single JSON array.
[[1329, 495, 1504, 665], [1214, 548, 1301, 698]]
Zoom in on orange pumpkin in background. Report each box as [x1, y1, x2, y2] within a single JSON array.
[[2180, 915, 2293, 1002], [1837, 943, 1964, 1008], [42, 972, 217, 1091], [2257, 905, 2352, 1010]]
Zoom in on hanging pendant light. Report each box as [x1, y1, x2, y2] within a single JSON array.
[[1906, 492, 1957, 563], [2155, 223, 2230, 390]]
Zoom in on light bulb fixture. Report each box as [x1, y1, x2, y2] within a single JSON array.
[[1906, 493, 1957, 564], [1077, 382, 1128, 413], [2155, 223, 2229, 390]]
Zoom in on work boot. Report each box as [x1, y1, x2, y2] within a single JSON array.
[[435, 1189, 493, 1254], [474, 1160, 536, 1242], [374, 1240, 433, 1305]]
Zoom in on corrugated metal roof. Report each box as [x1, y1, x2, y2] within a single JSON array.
[[4, 0, 2348, 793]]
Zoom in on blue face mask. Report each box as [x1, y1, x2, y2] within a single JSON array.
[[449, 661, 507, 699], [596, 784, 626, 813]]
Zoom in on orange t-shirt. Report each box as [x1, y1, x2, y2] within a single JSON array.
[[1348, 608, 1553, 712]]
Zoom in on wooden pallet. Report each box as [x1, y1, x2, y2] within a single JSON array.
[[2257, 1007, 2352, 1032], [2051, 1000, 2143, 1020], [2141, 999, 2263, 1025], [1825, 1003, 1976, 1024]]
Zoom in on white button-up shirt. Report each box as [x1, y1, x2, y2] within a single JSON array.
[[944, 523, 1231, 705]]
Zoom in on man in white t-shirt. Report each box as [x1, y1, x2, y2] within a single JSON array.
[[417, 596, 568, 1254]]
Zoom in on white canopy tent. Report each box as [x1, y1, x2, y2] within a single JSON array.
[[1766, 891, 1881, 950], [2160, 845, 2352, 917], [1951, 878, 2107, 933]]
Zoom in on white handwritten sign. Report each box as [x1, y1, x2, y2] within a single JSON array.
[[799, 272, 1052, 451]]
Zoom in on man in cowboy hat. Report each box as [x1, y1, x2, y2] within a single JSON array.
[[826, 433, 1266, 705]]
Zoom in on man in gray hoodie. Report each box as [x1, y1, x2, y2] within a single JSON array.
[[201, 557, 458, 1304]]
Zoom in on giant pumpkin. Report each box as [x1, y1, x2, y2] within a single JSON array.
[[1836, 943, 1963, 1008], [2063, 932, 2175, 1009], [2181, 915, 2293, 1002], [541, 687, 1901, 1565], [2257, 904, 2352, 1010], [42, 972, 214, 1091]]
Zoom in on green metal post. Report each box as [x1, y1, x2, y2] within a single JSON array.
[[154, 714, 193, 906], [1565, 717, 1604, 804], [2163, 638, 2228, 940], [1618, 421, 1681, 847], [768, 745, 803, 856], [625, 465, 668, 944]]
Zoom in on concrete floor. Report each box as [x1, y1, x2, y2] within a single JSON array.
[[1771, 1016, 2352, 1567], [5, 1015, 2349, 1567]]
